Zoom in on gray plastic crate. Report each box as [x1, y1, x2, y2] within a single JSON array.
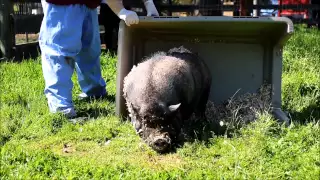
[[115, 16, 294, 124]]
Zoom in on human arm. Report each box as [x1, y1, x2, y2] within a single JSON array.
[[100, 0, 159, 26], [143, 0, 159, 16]]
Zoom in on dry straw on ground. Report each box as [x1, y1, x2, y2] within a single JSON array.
[[183, 84, 273, 138]]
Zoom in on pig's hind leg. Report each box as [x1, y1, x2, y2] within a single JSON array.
[[195, 85, 211, 121], [193, 84, 213, 141]]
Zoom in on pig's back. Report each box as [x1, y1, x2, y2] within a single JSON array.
[[123, 52, 202, 107]]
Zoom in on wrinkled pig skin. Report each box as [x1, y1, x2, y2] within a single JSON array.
[[123, 46, 212, 153]]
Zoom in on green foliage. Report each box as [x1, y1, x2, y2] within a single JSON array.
[[0, 26, 319, 179]]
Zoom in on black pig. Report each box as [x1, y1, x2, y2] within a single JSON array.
[[123, 46, 212, 153]]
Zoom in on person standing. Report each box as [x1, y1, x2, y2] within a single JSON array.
[[39, 0, 159, 119]]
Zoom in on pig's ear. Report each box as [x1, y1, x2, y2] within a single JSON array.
[[168, 103, 181, 112]]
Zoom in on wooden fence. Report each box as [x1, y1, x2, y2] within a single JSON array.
[[1, 0, 320, 61]]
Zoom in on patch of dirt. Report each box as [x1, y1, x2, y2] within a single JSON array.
[[145, 153, 186, 169], [62, 143, 75, 154]]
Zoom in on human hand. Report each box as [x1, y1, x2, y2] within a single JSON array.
[[118, 8, 139, 26], [144, 0, 159, 16]]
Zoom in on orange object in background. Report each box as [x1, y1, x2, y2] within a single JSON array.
[[278, 0, 311, 19]]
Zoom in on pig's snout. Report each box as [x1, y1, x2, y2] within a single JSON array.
[[154, 138, 168, 148], [152, 134, 171, 152]]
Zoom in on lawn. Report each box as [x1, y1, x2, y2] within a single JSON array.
[[0, 25, 319, 179]]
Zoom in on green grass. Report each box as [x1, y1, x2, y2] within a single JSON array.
[[1, 25, 319, 179]]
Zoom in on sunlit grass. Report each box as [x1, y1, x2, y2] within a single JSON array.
[[1, 25, 319, 179]]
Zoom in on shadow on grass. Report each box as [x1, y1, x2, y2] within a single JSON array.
[[286, 102, 320, 124], [173, 120, 230, 151], [47, 94, 117, 134], [75, 106, 114, 119], [73, 94, 116, 119], [285, 83, 320, 124], [76, 94, 115, 103]]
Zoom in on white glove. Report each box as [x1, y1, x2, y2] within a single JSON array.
[[118, 8, 139, 26], [144, 0, 159, 16]]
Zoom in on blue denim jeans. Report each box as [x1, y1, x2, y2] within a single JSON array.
[[39, 1, 106, 116]]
